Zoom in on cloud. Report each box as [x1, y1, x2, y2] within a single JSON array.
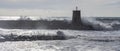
[[1, 0, 47, 3], [0, 8, 71, 16], [76, 0, 120, 17], [0, 0, 120, 17], [0, 0, 73, 9]]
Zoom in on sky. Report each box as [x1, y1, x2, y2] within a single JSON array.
[[0, 0, 120, 17]]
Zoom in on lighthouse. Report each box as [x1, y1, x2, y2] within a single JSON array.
[[72, 7, 82, 26]]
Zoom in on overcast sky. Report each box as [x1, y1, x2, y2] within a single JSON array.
[[0, 0, 120, 17]]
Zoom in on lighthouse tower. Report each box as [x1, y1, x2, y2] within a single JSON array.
[[72, 7, 82, 26]]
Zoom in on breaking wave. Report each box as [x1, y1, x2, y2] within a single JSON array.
[[0, 29, 120, 42], [82, 17, 120, 30], [0, 16, 120, 30]]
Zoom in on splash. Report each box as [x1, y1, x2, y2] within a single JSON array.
[[81, 17, 117, 30]]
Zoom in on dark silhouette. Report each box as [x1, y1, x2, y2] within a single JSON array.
[[72, 6, 82, 26], [0, 8, 94, 30]]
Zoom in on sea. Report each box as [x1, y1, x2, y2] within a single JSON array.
[[0, 16, 120, 51]]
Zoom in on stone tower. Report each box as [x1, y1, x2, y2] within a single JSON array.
[[72, 7, 82, 26]]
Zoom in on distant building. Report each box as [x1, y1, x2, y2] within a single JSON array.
[[72, 7, 82, 26]]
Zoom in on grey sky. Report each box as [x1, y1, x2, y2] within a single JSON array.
[[0, 0, 120, 17]]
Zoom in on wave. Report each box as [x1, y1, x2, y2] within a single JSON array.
[[0, 29, 120, 42], [0, 16, 120, 30], [82, 17, 120, 30]]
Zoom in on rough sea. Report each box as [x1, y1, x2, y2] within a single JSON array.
[[0, 16, 120, 51]]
